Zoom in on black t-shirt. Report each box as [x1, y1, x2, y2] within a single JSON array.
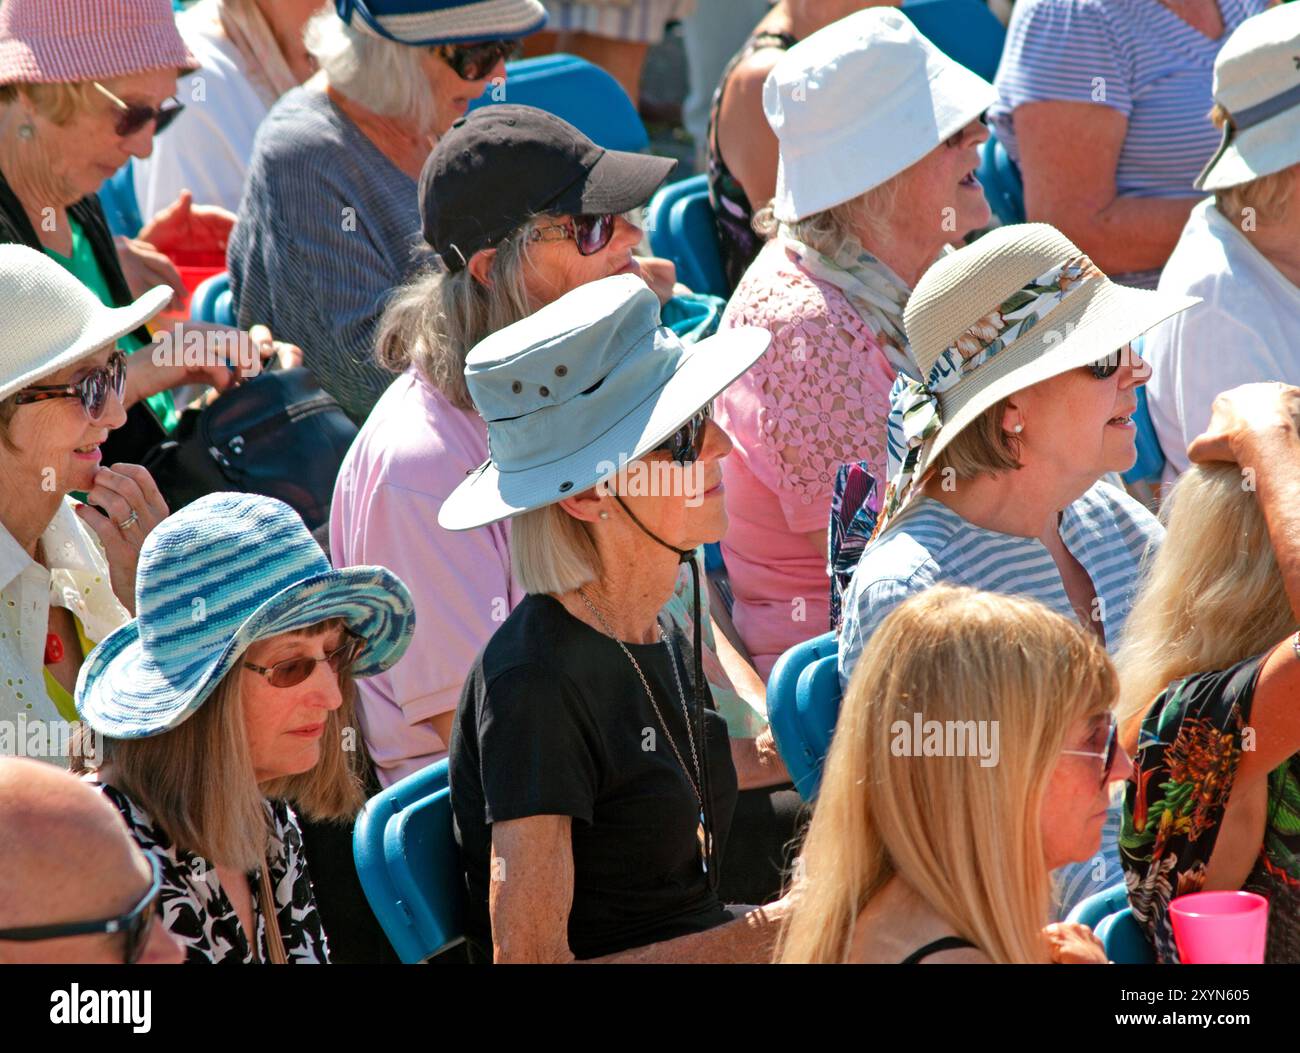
[[450, 593, 738, 960]]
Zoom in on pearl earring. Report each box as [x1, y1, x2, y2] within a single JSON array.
[[598, 511, 609, 520], [17, 123, 34, 141], [1012, 423, 1024, 434]]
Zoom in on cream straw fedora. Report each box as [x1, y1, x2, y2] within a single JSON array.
[[873, 224, 1199, 534]]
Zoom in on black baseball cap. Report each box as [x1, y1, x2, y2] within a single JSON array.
[[419, 104, 677, 271]]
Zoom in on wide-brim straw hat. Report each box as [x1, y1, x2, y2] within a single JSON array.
[[439, 273, 771, 531], [0, 244, 171, 402], [335, 0, 548, 45], [77, 493, 416, 740], [1195, 4, 1300, 191]]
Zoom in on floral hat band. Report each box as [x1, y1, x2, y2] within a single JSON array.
[[874, 253, 1104, 541]]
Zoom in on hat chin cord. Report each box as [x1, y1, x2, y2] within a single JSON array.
[[610, 494, 719, 891]]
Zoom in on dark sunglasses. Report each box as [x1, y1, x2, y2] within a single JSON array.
[[654, 403, 712, 464], [1061, 713, 1119, 790], [1088, 349, 1127, 379], [93, 81, 184, 138], [0, 852, 162, 965], [434, 39, 516, 81], [14, 350, 126, 421], [243, 632, 365, 689], [528, 213, 617, 257]]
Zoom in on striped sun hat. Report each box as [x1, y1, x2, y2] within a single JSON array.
[[0, 0, 197, 87], [76, 493, 416, 740], [335, 0, 548, 45]]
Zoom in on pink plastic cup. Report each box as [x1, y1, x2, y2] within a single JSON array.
[[1169, 891, 1268, 964]]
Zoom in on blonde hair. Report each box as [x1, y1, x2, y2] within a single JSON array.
[[779, 586, 1117, 964], [86, 619, 366, 872], [510, 502, 601, 596], [375, 224, 537, 410], [1209, 103, 1296, 222], [1116, 464, 1296, 737], [0, 82, 97, 125], [753, 179, 902, 257], [927, 396, 1021, 480]]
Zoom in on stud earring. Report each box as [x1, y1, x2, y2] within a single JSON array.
[[1012, 423, 1024, 434], [598, 511, 609, 520], [17, 123, 34, 141]]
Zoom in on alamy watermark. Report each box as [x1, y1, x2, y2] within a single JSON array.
[[890, 712, 1000, 768], [594, 455, 707, 507], [150, 324, 263, 376]]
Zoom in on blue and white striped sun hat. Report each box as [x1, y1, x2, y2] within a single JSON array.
[[334, 0, 547, 45], [75, 493, 416, 740]]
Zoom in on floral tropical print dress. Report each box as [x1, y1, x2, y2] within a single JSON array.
[[1120, 651, 1300, 963]]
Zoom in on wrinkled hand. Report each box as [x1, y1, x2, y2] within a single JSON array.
[[1043, 922, 1108, 964], [1186, 382, 1300, 465], [114, 235, 184, 309], [125, 324, 300, 407], [636, 255, 679, 305], [75, 465, 170, 616], [138, 189, 236, 261]]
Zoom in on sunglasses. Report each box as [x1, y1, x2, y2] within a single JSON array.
[[0, 852, 162, 964], [654, 403, 712, 464], [434, 39, 516, 81], [528, 213, 618, 257], [14, 350, 126, 421], [92, 82, 184, 138], [243, 632, 365, 689], [1061, 713, 1120, 790]]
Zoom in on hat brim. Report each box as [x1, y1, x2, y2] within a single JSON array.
[[439, 325, 772, 530], [918, 280, 1200, 476], [553, 147, 678, 217], [0, 283, 171, 404], [1194, 107, 1300, 191], [75, 566, 416, 740]]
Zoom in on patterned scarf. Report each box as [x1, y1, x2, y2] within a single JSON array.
[[214, 0, 301, 108]]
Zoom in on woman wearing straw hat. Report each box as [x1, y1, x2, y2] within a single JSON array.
[[0, 244, 174, 759], [1144, 4, 1300, 484], [714, 7, 997, 678], [442, 274, 797, 962], [837, 221, 1197, 918], [75, 492, 415, 964]]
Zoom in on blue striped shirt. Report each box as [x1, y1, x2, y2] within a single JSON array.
[[837, 480, 1163, 919]]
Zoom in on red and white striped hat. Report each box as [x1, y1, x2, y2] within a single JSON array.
[[0, 0, 197, 87]]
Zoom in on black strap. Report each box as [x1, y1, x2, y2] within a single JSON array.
[[899, 936, 976, 965]]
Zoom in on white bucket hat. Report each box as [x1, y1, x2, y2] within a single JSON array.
[[1195, 4, 1300, 191], [438, 273, 770, 531], [0, 244, 170, 402], [873, 223, 1199, 535], [764, 6, 997, 222]]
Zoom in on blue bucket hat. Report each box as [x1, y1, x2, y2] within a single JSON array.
[[334, 0, 547, 45], [76, 493, 416, 740]]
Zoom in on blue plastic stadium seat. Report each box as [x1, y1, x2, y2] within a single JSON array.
[[766, 631, 842, 801], [353, 758, 466, 963], [977, 130, 1026, 227], [1095, 907, 1157, 964], [190, 271, 236, 326], [98, 160, 143, 239], [1066, 882, 1130, 929], [1121, 337, 1167, 485], [902, 0, 1007, 82], [468, 54, 648, 153], [646, 174, 728, 300]]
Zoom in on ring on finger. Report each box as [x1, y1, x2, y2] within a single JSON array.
[[117, 510, 139, 530]]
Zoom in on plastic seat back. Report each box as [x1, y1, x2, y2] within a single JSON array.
[[977, 130, 1026, 226], [353, 759, 466, 963], [901, 0, 1007, 81], [1095, 906, 1157, 964], [190, 271, 236, 326], [1065, 882, 1130, 929], [646, 174, 728, 299], [767, 631, 842, 801], [98, 160, 143, 239]]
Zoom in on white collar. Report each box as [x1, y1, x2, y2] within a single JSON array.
[[0, 496, 108, 590]]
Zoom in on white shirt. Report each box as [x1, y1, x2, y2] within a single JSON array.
[[133, 4, 271, 217], [1144, 198, 1300, 482], [0, 498, 130, 764]]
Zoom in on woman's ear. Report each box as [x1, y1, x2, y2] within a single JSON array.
[[467, 247, 497, 288], [558, 484, 610, 524], [1002, 398, 1024, 436]]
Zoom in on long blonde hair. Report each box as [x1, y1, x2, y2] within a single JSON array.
[[1116, 464, 1296, 737], [779, 586, 1117, 964]]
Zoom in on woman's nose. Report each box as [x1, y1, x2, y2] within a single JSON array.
[[699, 418, 732, 462], [1121, 346, 1152, 387], [101, 382, 129, 431], [968, 117, 990, 146], [1109, 744, 1135, 786], [303, 661, 345, 711], [612, 214, 642, 251]]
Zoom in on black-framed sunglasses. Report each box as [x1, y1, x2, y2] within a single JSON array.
[[13, 349, 126, 421], [92, 81, 184, 138], [243, 632, 365, 689], [433, 39, 517, 81], [0, 852, 162, 964], [1061, 713, 1119, 790], [528, 213, 618, 257], [654, 403, 712, 465]]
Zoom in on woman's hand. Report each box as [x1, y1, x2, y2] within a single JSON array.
[[124, 324, 301, 407], [74, 465, 170, 617], [137, 189, 237, 261], [114, 235, 185, 309], [1042, 921, 1108, 964], [1186, 382, 1300, 466]]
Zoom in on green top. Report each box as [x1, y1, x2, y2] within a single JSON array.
[[44, 215, 178, 431]]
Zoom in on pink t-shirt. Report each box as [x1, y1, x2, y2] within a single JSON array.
[[715, 240, 896, 677], [330, 368, 522, 787]]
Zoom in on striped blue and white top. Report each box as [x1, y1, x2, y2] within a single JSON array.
[[837, 479, 1163, 917]]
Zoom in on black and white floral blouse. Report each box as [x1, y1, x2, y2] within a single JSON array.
[[94, 782, 330, 964]]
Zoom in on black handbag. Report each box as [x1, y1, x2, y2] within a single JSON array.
[[141, 367, 358, 532]]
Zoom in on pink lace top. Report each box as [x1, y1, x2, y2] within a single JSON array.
[[715, 239, 896, 676]]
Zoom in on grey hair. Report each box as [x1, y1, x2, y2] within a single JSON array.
[[510, 503, 601, 596], [304, 9, 439, 133], [753, 179, 902, 259], [375, 224, 538, 410]]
